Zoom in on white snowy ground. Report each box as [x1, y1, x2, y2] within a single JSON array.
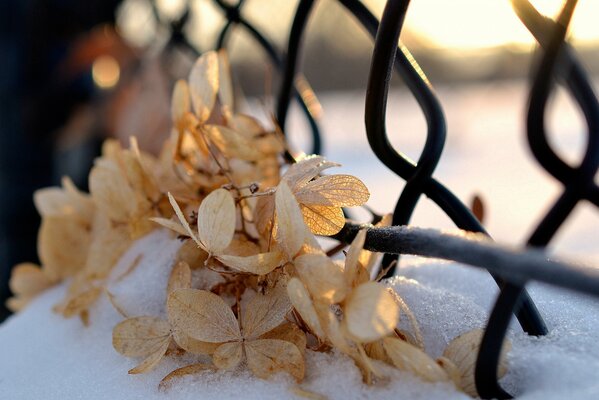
[[1, 81, 599, 399]]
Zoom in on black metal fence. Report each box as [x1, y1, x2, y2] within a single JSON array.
[[178, 0, 599, 398]]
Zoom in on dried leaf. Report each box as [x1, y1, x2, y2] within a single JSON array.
[[167, 261, 192, 294], [128, 339, 170, 374], [344, 283, 399, 342], [213, 342, 243, 370], [159, 363, 215, 390], [286, 277, 325, 338], [197, 188, 235, 254], [245, 339, 305, 381], [275, 182, 307, 258], [300, 204, 345, 236], [383, 337, 449, 383], [217, 251, 284, 275], [242, 285, 292, 340], [167, 288, 241, 343], [112, 316, 171, 357], [442, 329, 511, 396], [189, 51, 219, 123], [295, 175, 369, 207]]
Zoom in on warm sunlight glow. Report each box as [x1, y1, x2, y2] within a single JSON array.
[[403, 0, 599, 49], [92, 55, 120, 89]]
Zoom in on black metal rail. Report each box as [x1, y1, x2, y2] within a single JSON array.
[[160, 0, 599, 398]]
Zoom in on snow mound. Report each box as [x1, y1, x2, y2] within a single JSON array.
[[1, 230, 598, 399]]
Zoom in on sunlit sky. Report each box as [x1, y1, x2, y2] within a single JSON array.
[[121, 0, 599, 51]]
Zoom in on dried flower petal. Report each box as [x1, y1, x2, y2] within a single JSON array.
[[245, 339, 304, 381], [112, 316, 171, 357], [188, 52, 219, 123], [344, 283, 399, 342], [197, 188, 236, 254], [242, 285, 291, 340], [383, 337, 449, 383]]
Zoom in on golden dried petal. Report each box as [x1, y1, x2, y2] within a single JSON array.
[[176, 239, 209, 269], [282, 156, 339, 191], [171, 327, 220, 355], [128, 339, 170, 374], [171, 79, 191, 123], [33, 187, 74, 217], [442, 329, 511, 397], [159, 363, 216, 390], [260, 322, 307, 356], [150, 217, 190, 237], [242, 285, 292, 340], [167, 288, 241, 343], [245, 339, 305, 382], [300, 204, 345, 236], [345, 229, 366, 286], [89, 161, 136, 223], [436, 356, 461, 389], [359, 214, 392, 274], [254, 193, 275, 235], [38, 216, 90, 280], [213, 342, 243, 370], [85, 213, 131, 278], [197, 188, 235, 254], [295, 175, 369, 207], [217, 251, 284, 275], [203, 125, 261, 161], [382, 337, 449, 383], [289, 387, 328, 400], [344, 283, 399, 342], [9, 263, 54, 297], [167, 261, 192, 294], [188, 51, 219, 123], [217, 50, 234, 112], [112, 316, 171, 357], [167, 193, 201, 246], [275, 182, 306, 258], [286, 277, 325, 339], [61, 286, 103, 318], [294, 253, 346, 303]]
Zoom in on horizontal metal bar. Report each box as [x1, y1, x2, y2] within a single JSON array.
[[334, 223, 599, 298]]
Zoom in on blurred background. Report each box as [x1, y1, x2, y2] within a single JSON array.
[[1, 0, 598, 321]]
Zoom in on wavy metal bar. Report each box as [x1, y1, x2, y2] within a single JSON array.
[[344, 0, 546, 338], [212, 0, 322, 155], [476, 1, 590, 398]]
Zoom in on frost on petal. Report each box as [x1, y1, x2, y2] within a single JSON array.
[[282, 156, 339, 191], [128, 339, 170, 374], [197, 188, 235, 254], [299, 204, 345, 236], [212, 342, 243, 370], [245, 339, 305, 382], [383, 337, 449, 383], [167, 289, 240, 343], [442, 329, 511, 396], [242, 285, 292, 340], [286, 277, 325, 339], [275, 182, 306, 258], [112, 316, 171, 357], [188, 51, 219, 123], [295, 175, 369, 207], [344, 283, 399, 342], [217, 251, 285, 275], [167, 261, 192, 294]]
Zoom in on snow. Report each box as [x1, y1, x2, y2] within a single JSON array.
[[0, 229, 598, 399], [1, 81, 599, 399]]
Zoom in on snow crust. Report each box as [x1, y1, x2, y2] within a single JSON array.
[[1, 230, 598, 399]]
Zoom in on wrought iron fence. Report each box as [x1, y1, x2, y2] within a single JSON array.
[[159, 0, 598, 398]]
